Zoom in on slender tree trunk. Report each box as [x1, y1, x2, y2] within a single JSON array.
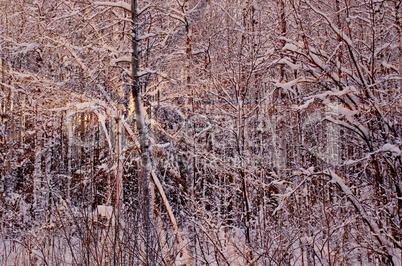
[[67, 111, 73, 202], [129, 2, 194, 264], [113, 111, 124, 264], [115, 112, 123, 212], [276, 0, 287, 172], [131, 0, 154, 263], [33, 104, 42, 221], [395, 0, 401, 74], [151, 171, 193, 266], [185, 0, 192, 113]]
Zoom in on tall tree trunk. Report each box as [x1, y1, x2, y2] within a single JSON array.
[[113, 111, 124, 264], [67, 111, 73, 202], [130, 2, 194, 264], [276, 0, 287, 172], [33, 104, 43, 222], [130, 0, 154, 263], [395, 0, 401, 74], [115, 112, 123, 212]]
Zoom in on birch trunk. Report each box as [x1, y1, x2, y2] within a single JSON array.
[[131, 0, 154, 263], [115, 112, 123, 213], [129, 1, 193, 264]]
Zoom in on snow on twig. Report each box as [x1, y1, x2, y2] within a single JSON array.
[[326, 170, 401, 250], [272, 178, 307, 216], [94, 1, 131, 12]]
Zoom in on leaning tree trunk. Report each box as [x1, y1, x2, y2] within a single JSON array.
[[130, 1, 193, 265]]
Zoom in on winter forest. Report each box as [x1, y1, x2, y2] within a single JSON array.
[[0, 0, 401, 265]]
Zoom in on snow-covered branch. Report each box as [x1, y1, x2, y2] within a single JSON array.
[[94, 1, 131, 12]]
